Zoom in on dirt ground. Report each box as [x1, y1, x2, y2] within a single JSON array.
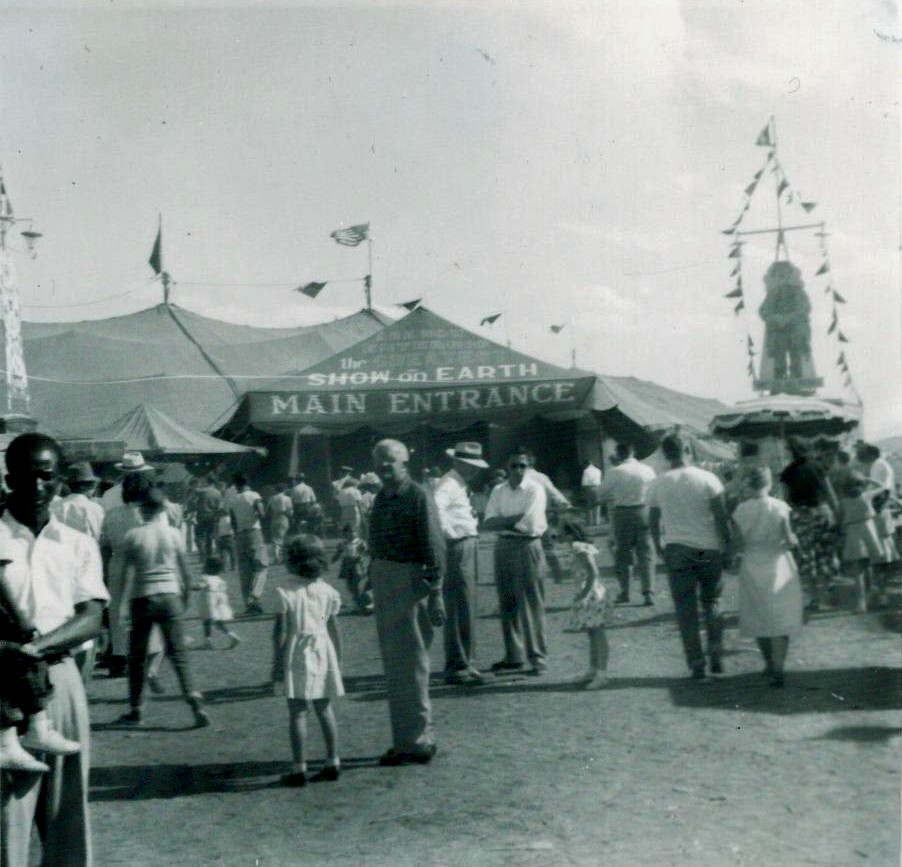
[[84, 534, 901, 867]]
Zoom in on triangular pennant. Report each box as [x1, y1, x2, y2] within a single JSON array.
[[755, 124, 772, 147], [550, 324, 566, 334], [721, 227, 738, 236], [838, 331, 850, 343], [746, 335, 755, 349], [297, 281, 327, 298], [734, 300, 745, 314], [832, 290, 846, 304], [730, 262, 740, 277], [747, 362, 756, 376], [724, 287, 743, 299], [815, 262, 830, 276], [397, 298, 422, 311], [148, 225, 163, 275], [777, 178, 789, 196], [838, 352, 846, 364], [744, 180, 758, 197], [827, 315, 838, 335], [801, 201, 817, 212], [728, 245, 743, 259], [753, 168, 764, 181], [480, 313, 502, 326]]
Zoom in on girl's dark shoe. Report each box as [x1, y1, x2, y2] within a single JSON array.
[[311, 765, 341, 782]]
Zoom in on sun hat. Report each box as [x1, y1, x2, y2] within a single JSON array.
[[65, 461, 99, 485], [446, 442, 489, 468], [115, 451, 154, 472]]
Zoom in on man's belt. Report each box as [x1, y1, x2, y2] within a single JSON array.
[[498, 532, 541, 540], [447, 535, 478, 544]]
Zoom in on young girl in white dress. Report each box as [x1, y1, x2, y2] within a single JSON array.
[[273, 534, 344, 786], [561, 520, 610, 690], [731, 467, 802, 687], [195, 555, 241, 650]]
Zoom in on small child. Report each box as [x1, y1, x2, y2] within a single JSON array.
[[560, 519, 610, 690], [332, 524, 373, 614], [194, 556, 241, 650], [0, 549, 81, 773], [216, 513, 236, 572], [272, 535, 344, 786], [869, 491, 901, 608], [731, 467, 802, 687], [839, 474, 884, 613]]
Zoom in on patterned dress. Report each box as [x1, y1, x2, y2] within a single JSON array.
[[567, 542, 610, 630]]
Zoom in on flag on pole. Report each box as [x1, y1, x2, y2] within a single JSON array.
[[148, 225, 163, 275], [838, 330, 850, 343], [734, 300, 745, 314], [550, 324, 566, 334], [801, 201, 817, 213], [480, 313, 502, 326], [398, 298, 422, 311], [755, 124, 772, 147], [832, 289, 846, 304], [724, 287, 743, 299], [728, 245, 743, 259], [330, 223, 370, 247], [815, 262, 830, 276], [296, 281, 327, 298]]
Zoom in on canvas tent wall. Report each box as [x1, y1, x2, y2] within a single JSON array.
[[219, 306, 653, 490], [11, 303, 391, 437]]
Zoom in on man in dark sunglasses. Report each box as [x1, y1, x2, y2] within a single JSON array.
[[482, 446, 549, 676]]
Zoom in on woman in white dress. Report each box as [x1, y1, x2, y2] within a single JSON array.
[[272, 534, 344, 786], [732, 467, 802, 687]]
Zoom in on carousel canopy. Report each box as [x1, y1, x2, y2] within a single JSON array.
[[221, 306, 649, 444], [710, 395, 862, 439]]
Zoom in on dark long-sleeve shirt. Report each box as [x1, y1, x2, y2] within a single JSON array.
[[368, 478, 445, 589]]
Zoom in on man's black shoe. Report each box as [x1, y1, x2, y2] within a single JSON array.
[[379, 744, 437, 766], [490, 660, 525, 673]]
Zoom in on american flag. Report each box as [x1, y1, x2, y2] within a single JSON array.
[[330, 223, 370, 247]]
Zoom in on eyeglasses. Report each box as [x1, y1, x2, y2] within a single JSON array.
[[508, 462, 529, 469]]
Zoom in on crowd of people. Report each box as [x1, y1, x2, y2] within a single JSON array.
[[0, 428, 898, 864]]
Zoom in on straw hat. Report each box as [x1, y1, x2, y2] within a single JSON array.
[[115, 451, 154, 472], [446, 442, 489, 468], [65, 461, 99, 485]]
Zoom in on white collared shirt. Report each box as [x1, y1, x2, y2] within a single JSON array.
[[485, 477, 548, 537], [581, 464, 602, 487], [0, 512, 108, 634], [526, 469, 570, 509], [597, 457, 657, 507], [51, 493, 105, 541], [433, 469, 478, 540], [100, 483, 123, 511], [869, 457, 896, 494]]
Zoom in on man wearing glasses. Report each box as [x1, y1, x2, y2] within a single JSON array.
[[483, 446, 549, 676]]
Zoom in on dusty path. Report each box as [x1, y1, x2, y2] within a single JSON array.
[[86, 537, 901, 867]]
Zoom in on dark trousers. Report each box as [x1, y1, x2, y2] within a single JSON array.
[[128, 594, 196, 710], [663, 544, 724, 673], [443, 536, 479, 673], [0, 608, 50, 727], [194, 520, 217, 561], [494, 537, 547, 666], [613, 506, 654, 595]]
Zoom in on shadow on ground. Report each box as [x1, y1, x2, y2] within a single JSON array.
[[90, 756, 381, 800], [812, 725, 902, 744]]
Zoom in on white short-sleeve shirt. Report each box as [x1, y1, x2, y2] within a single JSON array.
[[0, 512, 108, 634], [647, 466, 725, 551], [485, 477, 548, 537]]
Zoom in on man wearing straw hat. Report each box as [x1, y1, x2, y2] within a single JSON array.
[[434, 442, 488, 685], [100, 451, 155, 513]]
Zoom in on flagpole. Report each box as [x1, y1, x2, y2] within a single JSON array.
[[366, 235, 373, 310], [158, 214, 172, 305]]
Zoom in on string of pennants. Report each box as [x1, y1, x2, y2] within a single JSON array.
[[721, 122, 857, 397]]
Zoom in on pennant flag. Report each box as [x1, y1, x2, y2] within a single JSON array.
[[747, 335, 755, 349], [838, 352, 846, 364], [838, 331, 850, 343], [480, 313, 502, 326], [296, 281, 327, 298], [827, 315, 838, 335], [721, 227, 737, 236], [330, 223, 370, 247], [0, 180, 12, 218], [730, 262, 741, 277], [777, 178, 789, 196], [832, 290, 846, 304], [753, 168, 764, 181], [148, 226, 163, 275], [815, 262, 830, 276], [397, 298, 422, 311], [785, 191, 795, 204], [844, 376, 853, 387], [744, 181, 758, 197], [755, 124, 772, 147], [746, 361, 755, 376], [801, 201, 817, 212], [724, 287, 743, 299], [728, 245, 743, 259], [734, 300, 745, 314], [550, 324, 566, 334]]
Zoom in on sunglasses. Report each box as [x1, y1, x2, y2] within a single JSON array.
[[508, 462, 529, 469]]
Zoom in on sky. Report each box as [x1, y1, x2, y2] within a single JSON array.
[[1, 0, 899, 437]]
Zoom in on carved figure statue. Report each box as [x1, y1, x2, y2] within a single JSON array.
[[758, 260, 811, 381]]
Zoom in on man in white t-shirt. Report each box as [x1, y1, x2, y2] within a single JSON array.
[[484, 446, 549, 675], [229, 474, 269, 615], [856, 442, 896, 495], [648, 434, 732, 680]]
